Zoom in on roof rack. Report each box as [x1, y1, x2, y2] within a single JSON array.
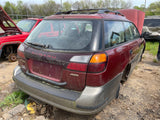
[[55, 9, 124, 16]]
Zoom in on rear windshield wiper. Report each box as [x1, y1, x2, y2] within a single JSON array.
[[27, 42, 45, 47], [27, 42, 53, 49], [26, 42, 52, 49]]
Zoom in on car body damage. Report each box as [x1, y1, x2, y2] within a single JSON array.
[[0, 6, 42, 61], [0, 7, 22, 35]]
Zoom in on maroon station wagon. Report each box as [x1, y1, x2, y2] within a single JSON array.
[[13, 9, 145, 115]]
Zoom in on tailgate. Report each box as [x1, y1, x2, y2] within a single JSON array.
[[24, 46, 91, 91]]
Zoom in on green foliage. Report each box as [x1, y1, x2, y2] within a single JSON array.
[[153, 58, 158, 63], [146, 2, 160, 16], [63, 2, 71, 11], [134, 1, 160, 16], [13, 19, 21, 24], [2, 0, 160, 17], [145, 42, 159, 56], [1, 0, 133, 17], [3, 1, 16, 14], [134, 4, 145, 11], [0, 90, 28, 108]]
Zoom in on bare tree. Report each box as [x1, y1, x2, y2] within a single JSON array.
[[104, 0, 111, 8], [111, 0, 120, 9], [120, 0, 132, 9]]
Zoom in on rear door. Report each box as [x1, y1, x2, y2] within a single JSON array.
[[123, 22, 141, 68], [104, 20, 129, 78]]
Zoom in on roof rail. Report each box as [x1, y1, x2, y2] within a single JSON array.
[[55, 9, 124, 16]]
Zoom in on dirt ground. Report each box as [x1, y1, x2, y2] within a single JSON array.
[[0, 52, 160, 120]]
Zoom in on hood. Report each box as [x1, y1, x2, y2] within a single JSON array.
[[0, 6, 22, 34], [118, 9, 145, 34]]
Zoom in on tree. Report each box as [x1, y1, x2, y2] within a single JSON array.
[[96, 0, 105, 8], [120, 0, 132, 9], [134, 5, 145, 11], [63, 2, 71, 11], [16, 0, 23, 15], [31, 0, 61, 16], [111, 0, 120, 10], [72, 1, 82, 10], [104, 0, 111, 8], [79, 0, 89, 9], [3, 1, 16, 14], [147, 2, 160, 15]]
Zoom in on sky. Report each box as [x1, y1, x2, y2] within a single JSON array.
[[0, 0, 159, 7]]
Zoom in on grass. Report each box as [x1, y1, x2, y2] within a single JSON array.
[[13, 19, 21, 24], [0, 90, 28, 109], [145, 42, 159, 56], [153, 58, 158, 63]]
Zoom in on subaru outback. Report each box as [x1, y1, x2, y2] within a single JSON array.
[[13, 9, 145, 115]]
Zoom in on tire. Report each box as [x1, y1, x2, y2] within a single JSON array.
[[139, 46, 145, 62], [139, 53, 143, 62], [8, 53, 17, 62], [115, 85, 120, 99], [121, 64, 131, 83]]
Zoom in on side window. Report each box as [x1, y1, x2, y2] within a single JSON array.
[[123, 22, 133, 41], [130, 23, 140, 39], [124, 22, 140, 41], [104, 21, 125, 48]]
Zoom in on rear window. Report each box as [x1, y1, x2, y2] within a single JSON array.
[[25, 20, 94, 51]]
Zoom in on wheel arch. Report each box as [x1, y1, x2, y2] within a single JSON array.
[[121, 63, 131, 83], [1, 42, 21, 58]]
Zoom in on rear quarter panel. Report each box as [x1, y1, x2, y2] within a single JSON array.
[[86, 43, 129, 86]]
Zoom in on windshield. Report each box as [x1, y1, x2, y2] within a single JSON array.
[[17, 20, 36, 32], [144, 19, 160, 27], [25, 20, 94, 51]]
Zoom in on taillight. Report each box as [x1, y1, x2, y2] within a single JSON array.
[[88, 53, 107, 73], [66, 55, 91, 72], [17, 44, 27, 72], [66, 54, 107, 73], [17, 43, 25, 58], [67, 63, 87, 72]]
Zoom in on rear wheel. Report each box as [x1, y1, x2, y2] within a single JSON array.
[[8, 53, 17, 62], [121, 64, 131, 83], [139, 46, 145, 62], [115, 84, 120, 99], [1, 44, 19, 62]]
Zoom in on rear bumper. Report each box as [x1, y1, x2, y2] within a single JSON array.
[[13, 66, 121, 115]]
